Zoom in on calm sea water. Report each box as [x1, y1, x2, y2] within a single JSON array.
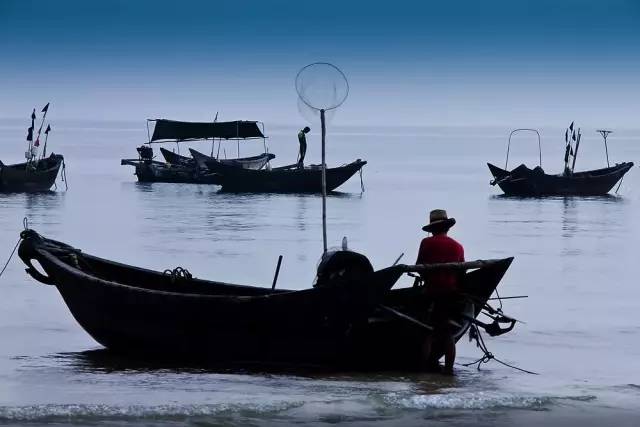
[[0, 119, 638, 426]]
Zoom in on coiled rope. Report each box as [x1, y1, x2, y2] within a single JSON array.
[[163, 266, 192, 280]]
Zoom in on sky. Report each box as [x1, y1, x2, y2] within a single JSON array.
[[0, 0, 639, 127]]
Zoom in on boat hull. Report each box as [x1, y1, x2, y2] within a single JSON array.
[[18, 230, 513, 370], [120, 159, 222, 184], [488, 162, 633, 196], [0, 154, 64, 192], [206, 160, 367, 193]]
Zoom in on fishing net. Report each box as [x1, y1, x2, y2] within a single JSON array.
[[295, 63, 349, 112]]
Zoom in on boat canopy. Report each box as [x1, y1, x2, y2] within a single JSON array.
[[149, 119, 265, 142]]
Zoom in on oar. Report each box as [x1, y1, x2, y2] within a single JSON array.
[[271, 255, 283, 290], [378, 305, 433, 331]]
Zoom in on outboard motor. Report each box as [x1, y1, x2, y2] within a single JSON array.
[[137, 145, 153, 162], [313, 250, 374, 289]]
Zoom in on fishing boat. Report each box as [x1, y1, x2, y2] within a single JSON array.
[[18, 229, 516, 370], [205, 159, 367, 193], [189, 148, 275, 171], [1, 104, 65, 193], [121, 119, 274, 184], [488, 127, 633, 196], [0, 154, 64, 192]]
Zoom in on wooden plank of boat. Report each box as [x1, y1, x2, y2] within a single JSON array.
[[17, 229, 514, 370], [0, 154, 64, 192], [205, 158, 367, 193]]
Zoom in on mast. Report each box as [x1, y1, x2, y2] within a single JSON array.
[[596, 129, 613, 167]]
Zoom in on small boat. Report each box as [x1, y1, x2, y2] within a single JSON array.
[[0, 154, 64, 192], [205, 159, 367, 193], [488, 127, 633, 196], [122, 118, 274, 184], [18, 229, 516, 370], [189, 148, 275, 171], [159, 147, 195, 167], [1, 104, 64, 193]]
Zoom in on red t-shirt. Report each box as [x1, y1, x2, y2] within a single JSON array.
[[416, 234, 465, 292]]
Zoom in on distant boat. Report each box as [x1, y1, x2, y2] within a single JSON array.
[[18, 228, 516, 370], [1, 105, 64, 192], [488, 127, 633, 196], [121, 118, 274, 184], [206, 159, 367, 193], [189, 148, 274, 171], [0, 154, 64, 192]]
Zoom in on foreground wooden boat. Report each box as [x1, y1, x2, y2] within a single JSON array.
[[0, 154, 64, 192], [489, 127, 633, 196], [205, 159, 367, 193], [18, 229, 515, 370]]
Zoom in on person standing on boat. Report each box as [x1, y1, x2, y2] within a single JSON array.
[[416, 209, 465, 375], [297, 126, 310, 168]]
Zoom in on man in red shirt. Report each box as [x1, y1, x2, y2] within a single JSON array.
[[416, 209, 464, 375]]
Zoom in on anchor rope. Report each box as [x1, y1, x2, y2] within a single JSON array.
[[0, 237, 21, 280], [461, 323, 538, 375]]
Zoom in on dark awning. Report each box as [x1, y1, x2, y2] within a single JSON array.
[[149, 119, 265, 142]]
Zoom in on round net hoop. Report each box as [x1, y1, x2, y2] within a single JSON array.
[[295, 62, 349, 111]]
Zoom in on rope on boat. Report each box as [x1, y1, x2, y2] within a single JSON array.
[[359, 167, 365, 192], [61, 159, 68, 191], [461, 323, 538, 375], [0, 236, 21, 280], [163, 266, 193, 280], [615, 175, 624, 195], [0, 218, 28, 280]]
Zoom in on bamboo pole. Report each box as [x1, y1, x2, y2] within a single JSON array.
[[321, 108, 327, 254], [401, 258, 512, 273]]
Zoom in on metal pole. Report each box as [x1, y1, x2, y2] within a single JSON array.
[[604, 134, 610, 167], [321, 108, 327, 254]]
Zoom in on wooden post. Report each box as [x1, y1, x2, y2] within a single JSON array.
[[321, 109, 327, 254]]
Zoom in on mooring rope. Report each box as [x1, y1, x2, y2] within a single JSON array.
[[461, 323, 538, 375], [0, 237, 21, 280], [359, 167, 365, 193], [615, 175, 624, 195], [61, 159, 68, 191]]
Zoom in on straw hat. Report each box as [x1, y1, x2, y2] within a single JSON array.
[[422, 209, 456, 232]]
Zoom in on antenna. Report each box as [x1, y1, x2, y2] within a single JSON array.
[[596, 129, 613, 167]]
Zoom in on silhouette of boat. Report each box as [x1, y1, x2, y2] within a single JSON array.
[[489, 128, 633, 196], [18, 229, 515, 370]]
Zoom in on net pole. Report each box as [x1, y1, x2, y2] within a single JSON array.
[[321, 108, 327, 254]]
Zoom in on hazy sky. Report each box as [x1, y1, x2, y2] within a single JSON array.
[[1, 0, 638, 127]]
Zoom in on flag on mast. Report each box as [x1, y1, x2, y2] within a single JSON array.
[[41, 103, 49, 113]]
